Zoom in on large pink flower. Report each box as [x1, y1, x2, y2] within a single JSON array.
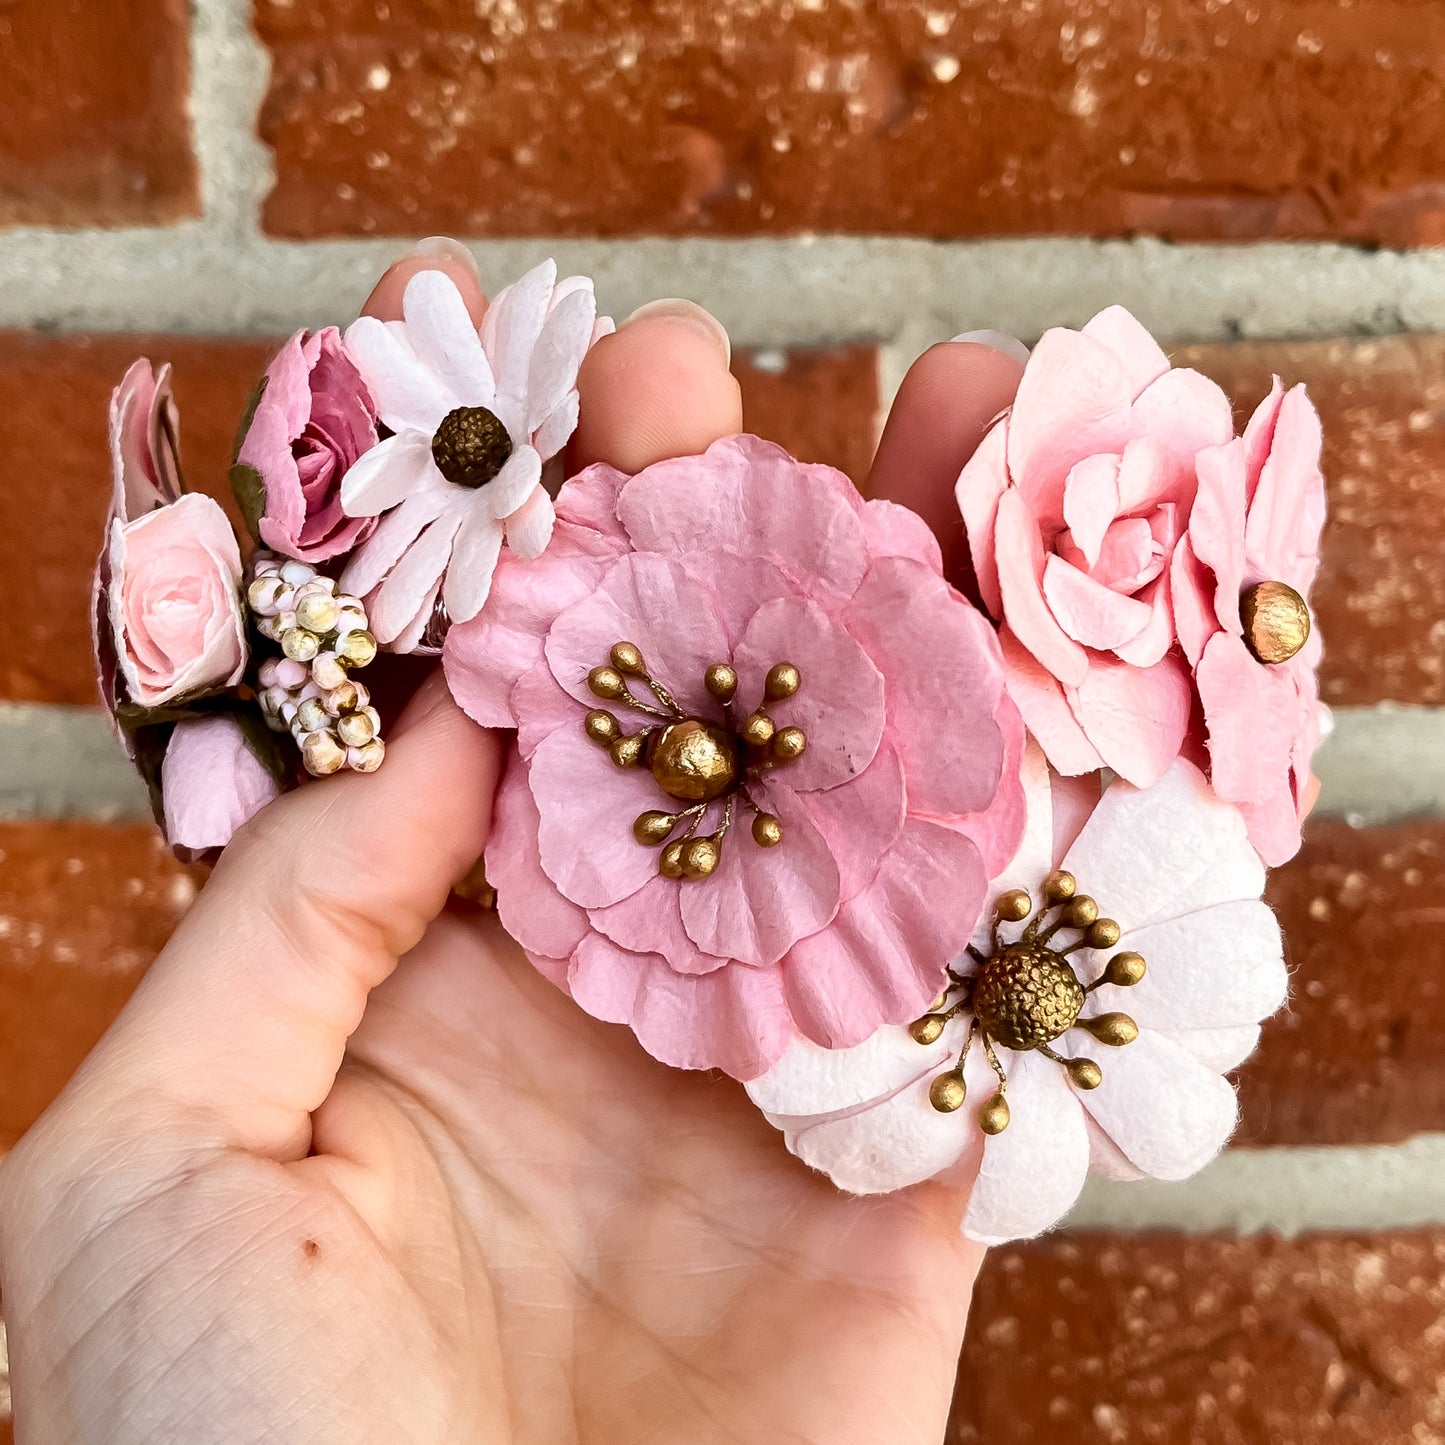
[[1172, 381, 1328, 865], [956, 307, 1236, 787], [445, 435, 1026, 1080]]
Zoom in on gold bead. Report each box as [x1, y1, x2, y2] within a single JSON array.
[[282, 627, 321, 663], [1065, 895, 1099, 928], [337, 629, 377, 668], [928, 989, 952, 1013], [584, 709, 621, 744], [633, 811, 677, 845], [1085, 918, 1121, 950], [660, 840, 687, 878], [296, 696, 328, 733], [683, 836, 721, 879], [929, 1072, 967, 1112], [995, 888, 1032, 922], [295, 592, 340, 634], [336, 711, 375, 747], [765, 662, 801, 700], [349, 739, 386, 773], [740, 711, 776, 748], [649, 719, 738, 802], [609, 734, 645, 768], [771, 726, 807, 762], [1103, 951, 1147, 988], [588, 666, 626, 699], [1065, 1057, 1103, 1090], [910, 1014, 946, 1045], [751, 812, 784, 847], [1043, 870, 1077, 903], [1241, 580, 1310, 665], [327, 679, 362, 714], [610, 641, 647, 676], [705, 664, 738, 702], [979, 1092, 1011, 1135], [312, 655, 348, 692], [1083, 1011, 1139, 1047], [301, 730, 345, 777]]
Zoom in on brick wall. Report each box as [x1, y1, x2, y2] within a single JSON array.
[[3, 3, 1445, 1441]]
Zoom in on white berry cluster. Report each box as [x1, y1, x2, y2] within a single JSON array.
[[247, 553, 385, 776]]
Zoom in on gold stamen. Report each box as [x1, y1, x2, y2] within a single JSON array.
[[751, 812, 783, 847], [995, 888, 1032, 922], [584, 710, 621, 744], [765, 662, 801, 700], [1064, 1057, 1103, 1090], [634, 811, 678, 845], [610, 641, 647, 676], [1082, 1012, 1139, 1047], [1241, 580, 1310, 665], [705, 663, 738, 702], [588, 666, 627, 699], [740, 711, 776, 748], [1102, 951, 1147, 987], [979, 1092, 1011, 1135], [910, 1014, 947, 1045], [660, 840, 687, 878], [1085, 918, 1121, 949], [771, 726, 807, 762], [683, 836, 721, 879], [929, 1072, 967, 1112], [1043, 869, 1077, 903], [1064, 895, 1099, 928], [609, 734, 645, 768]]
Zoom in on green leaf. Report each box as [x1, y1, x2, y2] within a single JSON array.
[[230, 462, 268, 547], [232, 373, 269, 464]]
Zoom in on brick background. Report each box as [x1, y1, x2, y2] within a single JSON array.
[[952, 1230, 1445, 1444], [0, 0, 198, 228], [257, 1, 1445, 244]]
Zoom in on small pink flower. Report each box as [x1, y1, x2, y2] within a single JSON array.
[[445, 435, 1026, 1081], [235, 327, 379, 563], [162, 716, 282, 857], [1172, 381, 1329, 865], [956, 307, 1237, 788]]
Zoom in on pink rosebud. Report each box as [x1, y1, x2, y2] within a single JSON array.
[[235, 327, 379, 563], [107, 491, 247, 708], [162, 716, 282, 855]]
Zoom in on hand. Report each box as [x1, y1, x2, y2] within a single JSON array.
[[0, 258, 1024, 1444]]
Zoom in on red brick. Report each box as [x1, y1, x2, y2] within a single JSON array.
[[735, 345, 880, 484], [952, 1230, 1445, 1444], [0, 333, 274, 705], [1178, 336, 1445, 709], [0, 822, 202, 1150], [0, 0, 197, 227], [257, 2, 1445, 244]]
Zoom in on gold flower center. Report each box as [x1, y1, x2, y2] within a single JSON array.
[[432, 405, 513, 489], [1241, 580, 1310, 665], [647, 719, 739, 803], [971, 944, 1085, 1051]]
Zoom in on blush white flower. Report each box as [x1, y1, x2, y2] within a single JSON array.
[[746, 745, 1286, 1245], [339, 259, 611, 651]]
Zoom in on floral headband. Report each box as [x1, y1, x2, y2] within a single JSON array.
[[94, 255, 1327, 1245]]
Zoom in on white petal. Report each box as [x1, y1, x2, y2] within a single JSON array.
[[390, 573, 443, 656], [482, 444, 543, 520], [503, 488, 556, 560], [339, 431, 435, 517], [482, 257, 556, 404], [747, 1020, 966, 1119], [1085, 1116, 1148, 1182], [371, 507, 466, 645], [1087, 900, 1285, 1030], [532, 390, 580, 462], [1060, 759, 1263, 932], [527, 286, 596, 432], [340, 487, 451, 599], [343, 316, 453, 434], [1075, 1030, 1238, 1181], [402, 269, 495, 409], [1158, 1024, 1260, 1073], [962, 1050, 1090, 1245], [442, 505, 504, 624]]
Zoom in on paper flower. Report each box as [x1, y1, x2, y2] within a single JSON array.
[[161, 716, 282, 854], [445, 435, 1027, 1080], [339, 260, 608, 652], [956, 306, 1236, 788], [747, 747, 1285, 1244], [232, 326, 380, 563], [1172, 381, 1329, 865]]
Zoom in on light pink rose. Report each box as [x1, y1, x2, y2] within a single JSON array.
[[108, 491, 247, 708], [956, 306, 1237, 788], [1171, 381, 1328, 865], [235, 326, 379, 563], [162, 716, 282, 857], [445, 434, 1026, 1081]]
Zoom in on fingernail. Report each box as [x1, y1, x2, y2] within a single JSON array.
[[622, 298, 732, 366], [948, 330, 1031, 367], [410, 236, 480, 280]]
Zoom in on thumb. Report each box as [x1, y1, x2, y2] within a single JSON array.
[[62, 673, 499, 1161]]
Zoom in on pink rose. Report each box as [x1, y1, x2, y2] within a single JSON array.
[[235, 326, 379, 563], [162, 716, 283, 857], [956, 307, 1237, 787], [1172, 381, 1328, 864], [108, 491, 247, 708], [445, 435, 1026, 1081]]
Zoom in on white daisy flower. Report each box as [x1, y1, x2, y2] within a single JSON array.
[[339, 259, 612, 652], [746, 745, 1287, 1245]]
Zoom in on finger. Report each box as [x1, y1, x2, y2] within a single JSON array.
[[69, 674, 500, 1161], [361, 236, 488, 326], [569, 299, 742, 473], [867, 339, 1026, 588]]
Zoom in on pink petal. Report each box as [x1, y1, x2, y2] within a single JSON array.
[[511, 657, 588, 760], [781, 818, 986, 1049], [343, 315, 452, 435], [1042, 554, 1153, 651], [731, 595, 885, 792], [1244, 384, 1326, 587], [1197, 631, 1298, 806], [1238, 783, 1306, 868], [847, 554, 1011, 816], [1074, 1030, 1237, 1181], [161, 716, 280, 853], [785, 744, 906, 901], [1060, 453, 1121, 568], [942, 692, 1028, 879], [1188, 438, 1248, 635], [999, 628, 1104, 777], [591, 876, 729, 975], [955, 417, 1010, 615], [339, 431, 438, 517], [994, 488, 1090, 688], [1080, 305, 1171, 396], [1111, 572, 1173, 669], [503, 487, 556, 560], [567, 934, 795, 1079], [527, 286, 596, 432], [617, 434, 869, 602], [1069, 652, 1191, 788], [1087, 516, 1162, 593], [1240, 376, 1285, 493], [1169, 537, 1217, 669], [859, 498, 943, 571], [108, 359, 182, 522], [401, 268, 495, 408], [442, 504, 504, 624], [1130, 366, 1237, 483]]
